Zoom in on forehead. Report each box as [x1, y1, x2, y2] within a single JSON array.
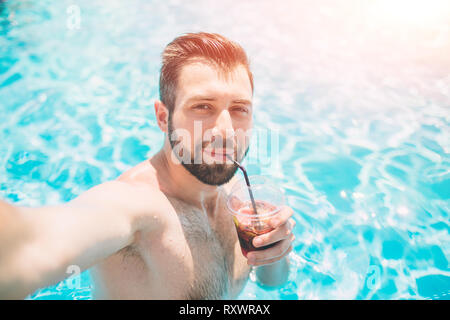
[[175, 61, 253, 107]]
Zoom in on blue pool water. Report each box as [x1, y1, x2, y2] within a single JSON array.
[[1, 0, 449, 300]]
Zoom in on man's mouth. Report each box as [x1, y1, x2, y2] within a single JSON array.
[[203, 148, 235, 162]]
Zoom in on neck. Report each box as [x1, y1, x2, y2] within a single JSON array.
[[152, 140, 221, 211]]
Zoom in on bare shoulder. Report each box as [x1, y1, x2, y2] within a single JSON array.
[[116, 159, 160, 187], [69, 179, 161, 211], [69, 159, 173, 226], [114, 159, 176, 217]]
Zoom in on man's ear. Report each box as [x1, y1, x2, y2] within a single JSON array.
[[154, 100, 169, 133]]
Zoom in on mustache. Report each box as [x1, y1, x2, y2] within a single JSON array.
[[202, 138, 236, 150], [169, 132, 235, 149]]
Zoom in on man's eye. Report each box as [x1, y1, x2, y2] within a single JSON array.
[[193, 104, 211, 111], [232, 106, 249, 113]]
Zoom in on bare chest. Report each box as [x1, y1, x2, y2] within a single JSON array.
[[91, 192, 250, 299], [165, 196, 236, 299]]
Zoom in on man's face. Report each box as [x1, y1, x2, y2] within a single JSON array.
[[167, 61, 253, 186]]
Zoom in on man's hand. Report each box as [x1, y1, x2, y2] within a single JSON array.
[[246, 205, 296, 266]]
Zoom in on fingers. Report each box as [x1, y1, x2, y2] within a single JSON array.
[[269, 205, 294, 229], [246, 205, 297, 267], [247, 233, 295, 266], [253, 218, 296, 248]]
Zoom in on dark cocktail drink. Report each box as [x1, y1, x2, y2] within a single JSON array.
[[232, 200, 279, 257], [225, 155, 285, 258], [227, 174, 285, 258]]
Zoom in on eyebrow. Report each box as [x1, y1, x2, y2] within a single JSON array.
[[185, 95, 252, 106]]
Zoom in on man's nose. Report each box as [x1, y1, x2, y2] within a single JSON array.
[[213, 109, 235, 139]]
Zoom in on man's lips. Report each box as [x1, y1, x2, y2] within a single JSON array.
[[204, 148, 234, 155], [203, 148, 235, 160]]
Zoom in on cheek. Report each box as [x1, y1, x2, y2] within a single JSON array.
[[171, 114, 195, 142]]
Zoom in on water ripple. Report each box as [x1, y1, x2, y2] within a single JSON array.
[[1, 0, 449, 300]]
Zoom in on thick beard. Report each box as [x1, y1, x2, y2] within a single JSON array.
[[168, 116, 249, 186]]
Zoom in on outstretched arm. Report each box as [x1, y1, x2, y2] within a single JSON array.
[[0, 181, 160, 299]]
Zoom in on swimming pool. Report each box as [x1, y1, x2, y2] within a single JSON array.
[[1, 0, 449, 300]]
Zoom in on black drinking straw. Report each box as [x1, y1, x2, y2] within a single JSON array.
[[226, 154, 258, 215]]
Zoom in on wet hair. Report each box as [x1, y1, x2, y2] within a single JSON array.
[[159, 32, 254, 113]]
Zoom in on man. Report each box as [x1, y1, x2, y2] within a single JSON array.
[[0, 32, 295, 299]]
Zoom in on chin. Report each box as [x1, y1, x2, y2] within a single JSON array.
[[182, 162, 239, 186]]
